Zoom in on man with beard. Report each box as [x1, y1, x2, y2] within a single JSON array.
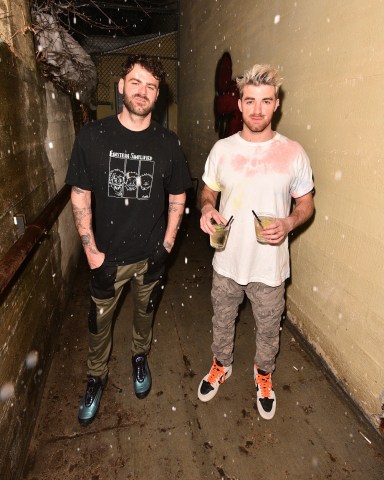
[[66, 54, 191, 426], [197, 64, 314, 420]]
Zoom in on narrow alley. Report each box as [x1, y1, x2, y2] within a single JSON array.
[[23, 210, 383, 480]]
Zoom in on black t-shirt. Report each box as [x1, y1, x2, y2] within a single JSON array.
[[66, 116, 191, 265]]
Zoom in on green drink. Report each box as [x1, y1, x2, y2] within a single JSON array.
[[254, 214, 275, 244], [210, 223, 230, 249]]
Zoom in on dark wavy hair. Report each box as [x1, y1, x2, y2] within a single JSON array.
[[121, 54, 166, 84]]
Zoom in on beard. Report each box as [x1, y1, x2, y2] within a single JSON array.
[[242, 115, 271, 133], [122, 92, 155, 117]]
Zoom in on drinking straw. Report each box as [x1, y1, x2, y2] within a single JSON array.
[[252, 210, 263, 227], [225, 215, 234, 227]]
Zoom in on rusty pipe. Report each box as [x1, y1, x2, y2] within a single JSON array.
[[0, 184, 71, 297]]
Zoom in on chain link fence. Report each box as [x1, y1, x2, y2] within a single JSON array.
[[81, 3, 180, 115], [94, 32, 178, 110]]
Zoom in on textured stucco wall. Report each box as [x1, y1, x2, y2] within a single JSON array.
[[0, 1, 80, 478], [178, 0, 384, 429]]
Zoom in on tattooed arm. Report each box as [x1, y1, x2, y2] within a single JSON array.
[[163, 193, 186, 252], [70, 186, 105, 269]]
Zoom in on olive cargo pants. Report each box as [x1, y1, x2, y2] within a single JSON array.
[[87, 259, 163, 379]]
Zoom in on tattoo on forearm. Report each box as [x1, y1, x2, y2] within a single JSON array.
[[80, 233, 98, 254], [73, 206, 92, 218], [73, 186, 85, 195], [168, 201, 185, 213], [164, 214, 184, 249], [72, 206, 92, 229], [80, 233, 91, 246]]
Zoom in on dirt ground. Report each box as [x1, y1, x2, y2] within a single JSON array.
[[23, 211, 383, 480]]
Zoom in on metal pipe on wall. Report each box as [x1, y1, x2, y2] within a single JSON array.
[[0, 184, 71, 297]]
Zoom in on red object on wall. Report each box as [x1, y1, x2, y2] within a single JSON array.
[[214, 52, 243, 138], [216, 52, 232, 95]]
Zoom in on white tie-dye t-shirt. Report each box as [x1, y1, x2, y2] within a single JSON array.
[[202, 132, 314, 286]]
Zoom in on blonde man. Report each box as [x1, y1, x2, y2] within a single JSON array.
[[198, 64, 314, 420]]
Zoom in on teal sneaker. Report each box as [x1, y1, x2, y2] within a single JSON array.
[[132, 354, 151, 399], [78, 375, 107, 426]]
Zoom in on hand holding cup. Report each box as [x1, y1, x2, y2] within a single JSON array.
[[253, 212, 276, 244]]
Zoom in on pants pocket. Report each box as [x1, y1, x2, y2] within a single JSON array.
[[89, 264, 118, 299]]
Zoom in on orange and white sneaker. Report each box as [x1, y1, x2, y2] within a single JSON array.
[[254, 365, 276, 420], [198, 357, 232, 402]]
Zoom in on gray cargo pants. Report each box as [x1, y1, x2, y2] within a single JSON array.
[[211, 271, 285, 373], [87, 259, 163, 380]]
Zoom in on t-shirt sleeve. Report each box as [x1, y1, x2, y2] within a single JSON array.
[[290, 147, 314, 198], [65, 127, 93, 190], [164, 133, 192, 194], [202, 144, 221, 192]]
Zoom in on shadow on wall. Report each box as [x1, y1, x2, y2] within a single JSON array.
[[214, 52, 243, 138]]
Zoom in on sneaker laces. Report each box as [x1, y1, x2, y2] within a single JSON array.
[[85, 377, 101, 406], [135, 356, 146, 383], [257, 371, 272, 398], [207, 359, 227, 385]]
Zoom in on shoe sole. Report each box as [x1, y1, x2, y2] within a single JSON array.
[[197, 365, 232, 402]]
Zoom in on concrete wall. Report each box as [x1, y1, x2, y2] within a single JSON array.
[[178, 0, 384, 430], [0, 1, 80, 478]]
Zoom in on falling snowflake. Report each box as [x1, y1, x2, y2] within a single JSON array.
[[334, 170, 343, 181], [25, 351, 39, 369], [0, 382, 15, 401]]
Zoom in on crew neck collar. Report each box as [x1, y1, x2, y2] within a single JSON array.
[[237, 131, 279, 145], [115, 115, 153, 134]]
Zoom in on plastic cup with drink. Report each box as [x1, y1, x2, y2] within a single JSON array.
[[209, 216, 233, 249], [252, 211, 276, 244]]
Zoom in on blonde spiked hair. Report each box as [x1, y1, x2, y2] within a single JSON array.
[[236, 64, 283, 99]]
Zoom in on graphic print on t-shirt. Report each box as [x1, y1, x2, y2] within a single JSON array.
[[108, 150, 154, 199]]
